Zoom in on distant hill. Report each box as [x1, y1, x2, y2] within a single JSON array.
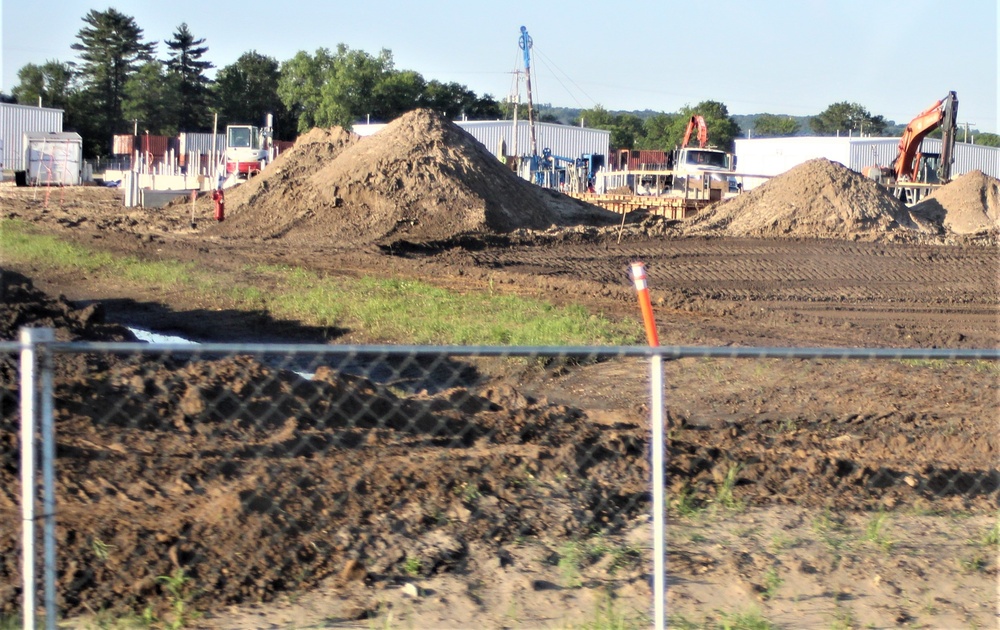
[[529, 105, 912, 138]]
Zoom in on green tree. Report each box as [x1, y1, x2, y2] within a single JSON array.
[[575, 105, 616, 129], [810, 102, 886, 136], [11, 60, 77, 110], [972, 132, 999, 147], [122, 61, 173, 136], [214, 51, 292, 139], [164, 23, 213, 132], [672, 101, 741, 151], [278, 48, 335, 133], [752, 113, 800, 137], [574, 106, 644, 149], [611, 113, 645, 150], [418, 80, 499, 120], [371, 69, 425, 121], [71, 8, 156, 150], [637, 113, 677, 150], [317, 45, 396, 128], [279, 44, 501, 131]]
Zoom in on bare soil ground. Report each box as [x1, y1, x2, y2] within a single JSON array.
[[0, 112, 998, 628]]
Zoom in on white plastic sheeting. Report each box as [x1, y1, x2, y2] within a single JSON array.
[[24, 132, 83, 185]]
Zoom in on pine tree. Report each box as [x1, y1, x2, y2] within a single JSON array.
[[70, 8, 155, 145], [164, 23, 213, 132]]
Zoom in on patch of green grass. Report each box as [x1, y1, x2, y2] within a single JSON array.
[[558, 541, 585, 588], [979, 514, 1000, 547], [713, 464, 744, 512], [759, 566, 783, 601], [402, 556, 422, 577], [2, 220, 641, 345], [811, 509, 850, 563], [717, 609, 777, 630], [155, 568, 200, 630], [863, 511, 895, 553], [959, 554, 989, 573], [671, 483, 705, 517], [565, 592, 648, 630], [897, 358, 999, 374]]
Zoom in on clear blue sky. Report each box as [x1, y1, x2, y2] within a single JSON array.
[[2, 0, 997, 133]]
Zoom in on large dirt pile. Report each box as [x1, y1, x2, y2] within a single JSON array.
[[214, 127, 360, 238], [684, 158, 919, 239], [214, 109, 615, 245], [910, 170, 1000, 235]]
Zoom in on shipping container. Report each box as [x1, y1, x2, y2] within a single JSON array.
[[113, 134, 135, 155], [113, 134, 174, 158], [1, 103, 64, 171], [615, 149, 672, 170], [24, 132, 83, 185]]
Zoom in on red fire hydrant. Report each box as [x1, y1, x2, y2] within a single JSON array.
[[212, 188, 225, 222]]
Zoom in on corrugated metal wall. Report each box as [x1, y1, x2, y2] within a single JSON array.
[[461, 120, 610, 161], [352, 120, 611, 162], [178, 132, 226, 155], [0, 103, 64, 171]]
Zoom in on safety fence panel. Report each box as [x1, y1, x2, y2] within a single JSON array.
[[1, 337, 998, 629]]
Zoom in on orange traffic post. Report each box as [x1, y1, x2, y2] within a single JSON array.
[[631, 261, 660, 347], [631, 260, 665, 630]]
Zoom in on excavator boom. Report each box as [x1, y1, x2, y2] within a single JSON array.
[[893, 91, 958, 183], [681, 115, 708, 148]]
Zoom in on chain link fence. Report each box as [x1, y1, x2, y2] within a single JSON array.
[[2, 333, 998, 628]]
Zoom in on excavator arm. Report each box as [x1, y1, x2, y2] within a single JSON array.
[[681, 115, 708, 148], [893, 91, 958, 183]]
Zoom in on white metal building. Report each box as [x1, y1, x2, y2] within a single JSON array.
[[352, 119, 611, 163], [734, 136, 1000, 189], [1, 103, 65, 172]]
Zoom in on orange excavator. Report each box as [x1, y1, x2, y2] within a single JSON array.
[[893, 91, 958, 184], [865, 92, 958, 192], [681, 115, 708, 148]]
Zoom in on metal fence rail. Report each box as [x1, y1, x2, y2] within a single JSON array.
[[3, 331, 999, 629]]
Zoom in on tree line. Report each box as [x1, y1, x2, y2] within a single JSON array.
[[7, 8, 998, 159]]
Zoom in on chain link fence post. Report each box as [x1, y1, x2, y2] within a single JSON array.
[[18, 326, 57, 630]]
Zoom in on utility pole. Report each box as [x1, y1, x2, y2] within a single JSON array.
[[519, 26, 537, 158], [962, 121, 976, 143]]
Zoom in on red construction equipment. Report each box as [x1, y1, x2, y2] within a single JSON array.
[[681, 116, 708, 149], [212, 189, 225, 222]]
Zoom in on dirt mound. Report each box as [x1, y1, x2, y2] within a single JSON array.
[[213, 109, 615, 245], [0, 269, 648, 617], [0, 268, 136, 394], [684, 158, 919, 239], [910, 170, 1000, 235]]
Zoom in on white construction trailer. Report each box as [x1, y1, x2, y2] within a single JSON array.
[[23, 131, 83, 186]]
